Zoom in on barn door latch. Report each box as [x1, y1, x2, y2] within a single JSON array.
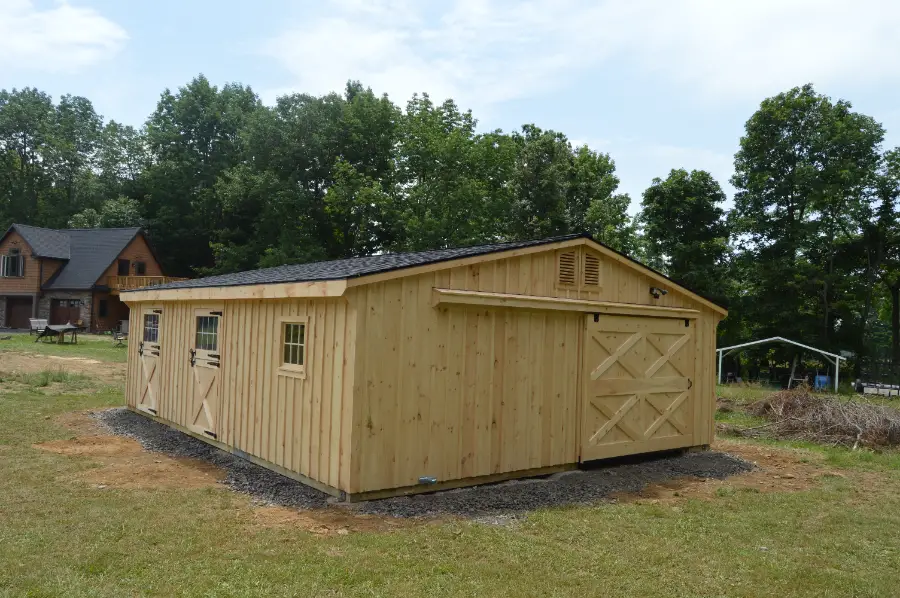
[[687, 378, 693, 389], [593, 313, 600, 322], [138, 341, 144, 356], [188, 348, 196, 367]]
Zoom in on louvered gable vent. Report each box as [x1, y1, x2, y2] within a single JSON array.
[[558, 250, 577, 286], [583, 253, 600, 286]]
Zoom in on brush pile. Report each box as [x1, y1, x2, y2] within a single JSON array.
[[747, 386, 900, 449]]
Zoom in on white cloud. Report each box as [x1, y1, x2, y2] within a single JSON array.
[[262, 0, 900, 109], [575, 138, 737, 214], [0, 0, 127, 74]]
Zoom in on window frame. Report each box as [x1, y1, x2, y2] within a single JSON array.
[[276, 316, 309, 379], [143, 311, 161, 344], [194, 314, 220, 352]]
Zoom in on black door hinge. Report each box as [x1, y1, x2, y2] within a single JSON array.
[[210, 311, 223, 316], [593, 313, 600, 322], [203, 430, 217, 439], [152, 309, 162, 314]]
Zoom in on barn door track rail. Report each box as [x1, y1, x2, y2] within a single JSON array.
[[431, 288, 700, 319]]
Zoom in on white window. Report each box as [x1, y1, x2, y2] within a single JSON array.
[[143, 314, 160, 343], [278, 319, 308, 378], [195, 316, 219, 351]]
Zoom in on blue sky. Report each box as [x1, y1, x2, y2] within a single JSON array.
[[3, 0, 900, 214]]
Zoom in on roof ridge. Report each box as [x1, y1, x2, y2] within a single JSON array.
[[13, 223, 142, 233]]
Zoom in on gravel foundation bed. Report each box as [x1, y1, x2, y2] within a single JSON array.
[[95, 408, 752, 518], [356, 452, 753, 518], [94, 408, 331, 509]]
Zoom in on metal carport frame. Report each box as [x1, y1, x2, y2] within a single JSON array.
[[717, 336, 846, 392]]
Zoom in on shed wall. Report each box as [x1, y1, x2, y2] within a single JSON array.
[[348, 246, 720, 494], [125, 297, 356, 492]]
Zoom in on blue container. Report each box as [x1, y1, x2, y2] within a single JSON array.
[[814, 375, 831, 390]]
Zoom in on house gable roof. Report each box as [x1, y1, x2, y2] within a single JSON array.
[[125, 234, 728, 314], [5, 224, 71, 259], [43, 227, 142, 290], [2, 224, 144, 290]]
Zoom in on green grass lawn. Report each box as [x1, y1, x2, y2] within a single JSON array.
[[0, 360, 899, 596], [0, 332, 127, 363]]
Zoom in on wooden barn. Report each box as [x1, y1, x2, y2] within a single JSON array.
[[122, 234, 727, 500]]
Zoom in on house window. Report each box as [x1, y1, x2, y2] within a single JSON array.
[[195, 316, 218, 351], [135, 261, 147, 275], [98, 299, 108, 318], [118, 259, 130, 276], [144, 314, 160, 343], [0, 250, 24, 278]]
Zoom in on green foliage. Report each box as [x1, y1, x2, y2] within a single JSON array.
[[640, 168, 728, 300]]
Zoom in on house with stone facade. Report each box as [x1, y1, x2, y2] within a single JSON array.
[[0, 224, 183, 331]]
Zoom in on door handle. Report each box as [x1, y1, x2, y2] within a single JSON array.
[[688, 378, 693, 389], [138, 341, 144, 356], [189, 348, 196, 367]]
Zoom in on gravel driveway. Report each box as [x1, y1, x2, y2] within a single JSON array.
[[96, 408, 752, 518]]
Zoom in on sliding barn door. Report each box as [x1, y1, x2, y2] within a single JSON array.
[[188, 307, 223, 440], [581, 314, 696, 461]]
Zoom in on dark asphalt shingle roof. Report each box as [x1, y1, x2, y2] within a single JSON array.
[[12, 224, 71, 259], [5, 224, 142, 290], [127, 234, 586, 292]]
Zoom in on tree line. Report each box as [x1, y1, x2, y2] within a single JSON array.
[[1, 78, 898, 379]]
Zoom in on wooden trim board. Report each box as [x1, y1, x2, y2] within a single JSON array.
[[124, 280, 348, 303], [432, 288, 701, 319], [346, 464, 577, 502]]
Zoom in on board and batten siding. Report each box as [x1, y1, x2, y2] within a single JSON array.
[[347, 246, 721, 494], [125, 297, 356, 492]]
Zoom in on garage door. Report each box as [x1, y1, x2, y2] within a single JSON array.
[[6, 297, 33, 329], [581, 314, 696, 461]]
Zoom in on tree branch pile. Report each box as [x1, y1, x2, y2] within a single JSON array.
[[746, 387, 900, 449]]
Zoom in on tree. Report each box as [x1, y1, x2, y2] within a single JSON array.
[[68, 196, 142, 228], [730, 84, 884, 352], [640, 169, 728, 300], [142, 75, 261, 275]]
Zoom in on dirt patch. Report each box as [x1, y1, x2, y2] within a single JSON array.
[[37, 435, 144, 458], [614, 440, 846, 505], [0, 351, 124, 381], [251, 505, 413, 535], [54, 409, 107, 436], [34, 411, 223, 490], [45, 410, 407, 533]]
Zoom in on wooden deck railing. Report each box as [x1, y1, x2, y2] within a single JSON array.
[[107, 276, 189, 292]]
